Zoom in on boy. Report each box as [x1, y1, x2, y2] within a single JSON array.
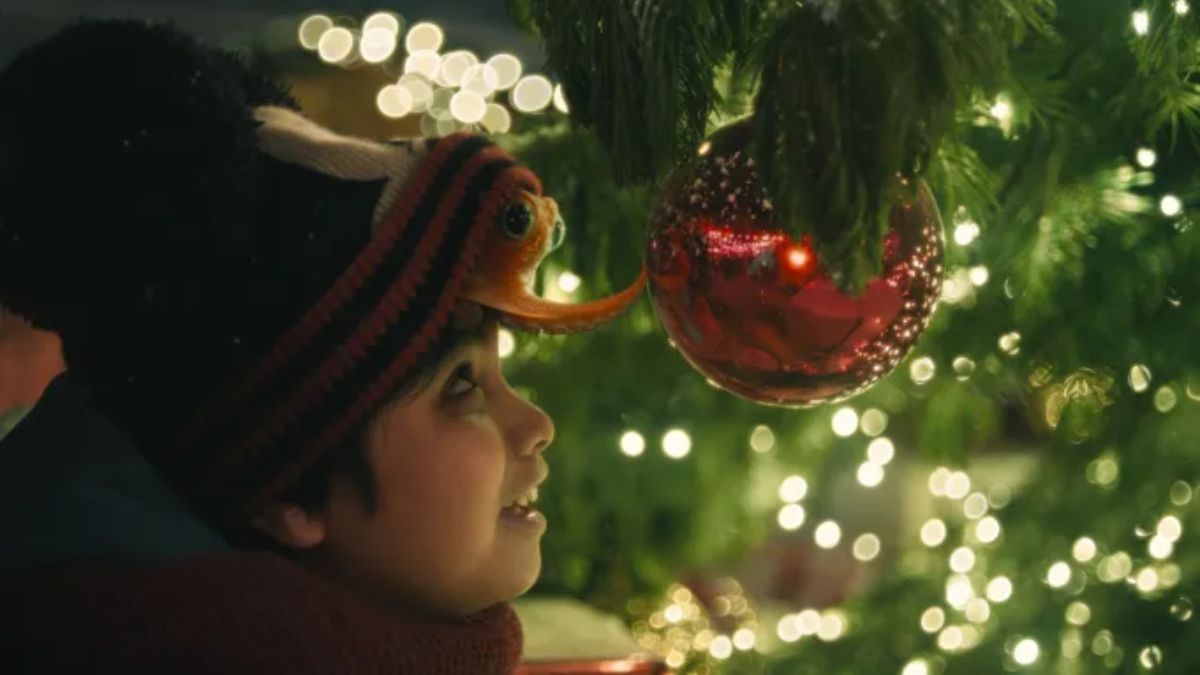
[[0, 19, 643, 674]]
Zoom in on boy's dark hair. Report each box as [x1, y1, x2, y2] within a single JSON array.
[[258, 311, 495, 532]]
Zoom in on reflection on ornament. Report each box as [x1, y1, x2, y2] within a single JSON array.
[[646, 120, 944, 406]]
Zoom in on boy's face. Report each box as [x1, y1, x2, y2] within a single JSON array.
[[296, 317, 555, 617]]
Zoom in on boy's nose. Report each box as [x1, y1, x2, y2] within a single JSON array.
[[516, 398, 555, 459]]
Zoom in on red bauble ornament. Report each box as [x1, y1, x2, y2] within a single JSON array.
[[647, 120, 944, 406]]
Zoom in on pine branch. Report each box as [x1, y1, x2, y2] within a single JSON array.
[[509, 0, 1052, 291], [752, 0, 1055, 292], [505, 0, 773, 183], [1128, 0, 1200, 74]]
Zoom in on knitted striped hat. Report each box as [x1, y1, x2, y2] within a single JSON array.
[[0, 20, 645, 526]]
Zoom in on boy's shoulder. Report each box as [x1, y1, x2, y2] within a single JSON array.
[[1, 552, 523, 674]]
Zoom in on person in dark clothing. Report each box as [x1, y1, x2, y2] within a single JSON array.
[[0, 19, 645, 674]]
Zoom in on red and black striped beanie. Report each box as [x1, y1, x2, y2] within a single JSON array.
[[167, 108, 543, 522], [0, 20, 644, 528]]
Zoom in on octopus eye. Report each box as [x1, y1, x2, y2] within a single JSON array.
[[500, 202, 534, 240], [548, 214, 566, 251]]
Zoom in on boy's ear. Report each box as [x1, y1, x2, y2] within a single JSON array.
[[250, 503, 327, 549]]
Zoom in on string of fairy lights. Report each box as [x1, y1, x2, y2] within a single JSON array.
[[288, 5, 1197, 673], [296, 11, 568, 136]]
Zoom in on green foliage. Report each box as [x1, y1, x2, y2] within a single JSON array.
[[752, 0, 1053, 291], [498, 0, 1200, 671], [509, 0, 1053, 291], [504, 0, 771, 184]]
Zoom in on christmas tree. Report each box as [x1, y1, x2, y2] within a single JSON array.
[[495, 1, 1200, 672]]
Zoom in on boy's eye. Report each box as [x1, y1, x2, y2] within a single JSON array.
[[445, 362, 480, 398]]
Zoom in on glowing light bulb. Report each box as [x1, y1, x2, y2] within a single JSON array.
[[1161, 194, 1183, 217], [750, 425, 776, 453], [910, 357, 936, 384], [709, 635, 732, 660], [511, 75, 554, 113], [786, 246, 810, 269], [853, 533, 881, 561], [556, 271, 582, 293], [1149, 535, 1174, 560], [1136, 567, 1160, 592], [920, 606, 945, 633], [397, 75, 434, 112], [945, 575, 974, 609], [1047, 561, 1071, 588], [619, 430, 645, 457], [438, 50, 478, 87], [1129, 364, 1152, 392], [1133, 10, 1151, 36], [552, 84, 570, 113], [360, 27, 398, 64], [937, 625, 963, 651], [998, 331, 1022, 355], [963, 493, 989, 519], [816, 611, 847, 641], [732, 627, 756, 651], [797, 609, 821, 635], [404, 50, 442, 79], [487, 54, 523, 90], [954, 220, 981, 245], [460, 64, 500, 97], [778, 504, 806, 531], [363, 12, 400, 34], [298, 15, 333, 50], [990, 97, 1013, 124], [376, 84, 414, 118], [662, 429, 691, 459], [317, 27, 355, 64], [497, 328, 515, 359], [480, 103, 512, 134], [1014, 638, 1040, 665], [965, 598, 991, 623], [1066, 601, 1091, 626], [779, 475, 808, 503], [986, 576, 1013, 603], [976, 517, 1001, 544], [857, 461, 885, 488], [860, 409, 888, 437], [949, 547, 976, 573], [928, 468, 951, 496], [1073, 537, 1097, 563], [405, 22, 444, 53], [921, 519, 948, 547], [831, 407, 859, 436], [945, 471, 971, 500], [1158, 516, 1183, 542], [815, 521, 842, 549], [777, 615, 802, 643], [867, 437, 895, 465]]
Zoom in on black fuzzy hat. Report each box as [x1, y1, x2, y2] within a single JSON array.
[[0, 19, 645, 527]]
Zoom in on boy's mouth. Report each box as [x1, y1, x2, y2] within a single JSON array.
[[499, 485, 547, 530]]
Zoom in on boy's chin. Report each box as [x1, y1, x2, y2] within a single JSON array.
[[500, 546, 543, 600]]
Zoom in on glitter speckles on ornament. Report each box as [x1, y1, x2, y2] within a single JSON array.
[[646, 120, 945, 406]]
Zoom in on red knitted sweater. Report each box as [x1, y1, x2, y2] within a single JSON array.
[[0, 552, 523, 674]]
